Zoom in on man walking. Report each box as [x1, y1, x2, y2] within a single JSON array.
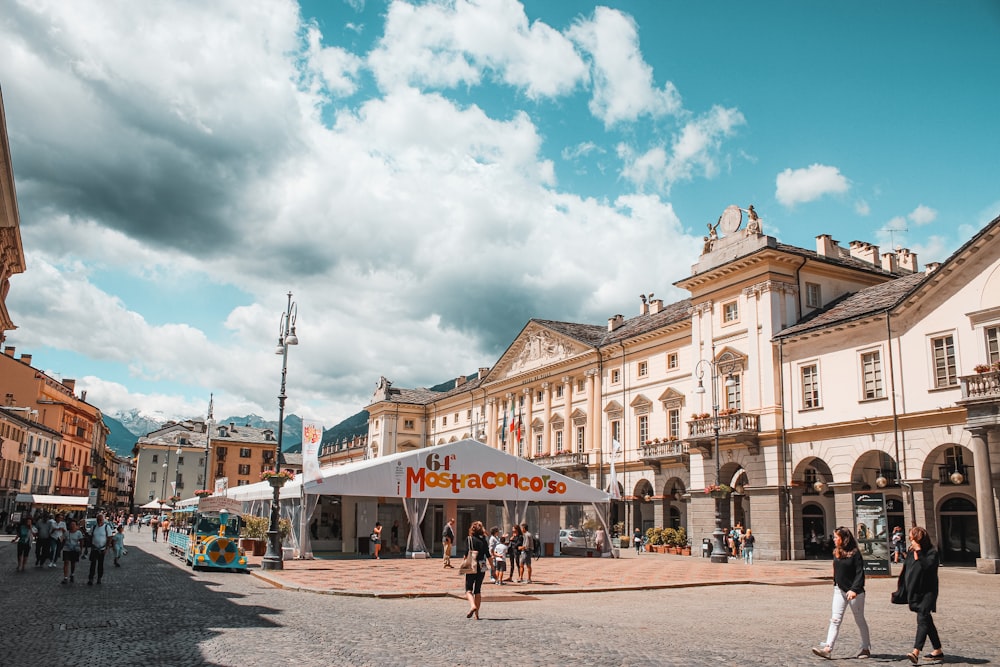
[[87, 513, 115, 585], [442, 518, 455, 568], [35, 512, 53, 567], [519, 522, 534, 584]]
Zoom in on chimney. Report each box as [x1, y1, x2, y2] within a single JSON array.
[[19, 353, 32, 365], [608, 314, 624, 332], [455, 376, 466, 387], [3, 346, 14, 357], [80, 390, 87, 402], [478, 367, 490, 379], [649, 299, 664, 314], [849, 240, 880, 265], [815, 235, 841, 257], [925, 262, 941, 274], [639, 299, 649, 316], [880, 252, 899, 273], [896, 248, 918, 273], [64, 379, 76, 394]]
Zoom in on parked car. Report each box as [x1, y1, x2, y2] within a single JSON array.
[[559, 528, 588, 553]]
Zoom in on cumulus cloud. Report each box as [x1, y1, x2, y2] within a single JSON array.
[[907, 204, 938, 226], [854, 199, 871, 216], [567, 6, 681, 127], [775, 164, 850, 208]]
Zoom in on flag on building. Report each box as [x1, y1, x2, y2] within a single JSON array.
[[509, 399, 517, 438], [515, 404, 523, 444], [501, 404, 508, 448], [302, 419, 324, 483]]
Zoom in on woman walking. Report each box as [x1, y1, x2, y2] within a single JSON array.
[[61, 519, 84, 583], [463, 521, 490, 620], [371, 521, 382, 559], [12, 516, 32, 571], [811, 527, 871, 660], [741, 528, 756, 565], [895, 526, 944, 664], [506, 524, 521, 582]]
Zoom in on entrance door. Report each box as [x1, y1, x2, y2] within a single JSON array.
[[802, 503, 828, 559], [939, 496, 979, 565]]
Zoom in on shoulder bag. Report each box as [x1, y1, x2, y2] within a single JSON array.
[[458, 536, 478, 575]]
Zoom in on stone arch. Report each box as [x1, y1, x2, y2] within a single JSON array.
[[794, 456, 834, 493], [662, 476, 688, 531], [920, 442, 974, 487], [632, 478, 656, 535], [937, 494, 979, 564], [851, 449, 900, 490]]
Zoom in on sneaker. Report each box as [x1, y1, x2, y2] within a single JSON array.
[[526, 579, 533, 584], [857, 648, 871, 659], [87, 580, 93, 586], [49, 562, 57, 568], [61, 578, 68, 585], [811, 646, 832, 660]]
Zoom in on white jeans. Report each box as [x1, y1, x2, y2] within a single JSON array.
[[823, 586, 871, 651]]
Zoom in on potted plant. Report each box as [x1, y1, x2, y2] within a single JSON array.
[[676, 527, 691, 555], [705, 483, 732, 499], [661, 528, 678, 553], [240, 515, 271, 556], [260, 469, 295, 487], [168, 495, 181, 504], [974, 364, 992, 374], [194, 489, 213, 499], [646, 527, 661, 552]]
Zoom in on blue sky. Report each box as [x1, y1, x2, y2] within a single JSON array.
[[1, 0, 998, 427]]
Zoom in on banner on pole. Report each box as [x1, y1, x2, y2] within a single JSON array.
[[302, 419, 324, 483]]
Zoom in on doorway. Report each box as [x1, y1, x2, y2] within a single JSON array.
[[939, 496, 979, 565]]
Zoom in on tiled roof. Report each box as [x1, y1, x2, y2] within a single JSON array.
[[774, 243, 904, 277], [775, 271, 927, 338], [212, 423, 278, 445], [534, 298, 692, 348]]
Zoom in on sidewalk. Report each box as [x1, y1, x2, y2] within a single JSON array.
[[246, 547, 833, 598]]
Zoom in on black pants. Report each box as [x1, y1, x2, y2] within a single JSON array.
[[35, 537, 52, 564], [88, 546, 107, 582], [914, 610, 941, 651]]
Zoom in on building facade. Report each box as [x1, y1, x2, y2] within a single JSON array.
[[133, 420, 210, 507], [0, 87, 26, 346], [364, 207, 1000, 572]]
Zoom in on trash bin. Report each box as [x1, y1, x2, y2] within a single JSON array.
[[544, 542, 554, 557], [359, 535, 370, 555], [702, 538, 712, 558]]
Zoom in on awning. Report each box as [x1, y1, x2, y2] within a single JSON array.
[[15, 493, 89, 507]]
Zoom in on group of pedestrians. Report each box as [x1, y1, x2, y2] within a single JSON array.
[[454, 519, 537, 620], [811, 525, 944, 664], [10, 511, 127, 585]]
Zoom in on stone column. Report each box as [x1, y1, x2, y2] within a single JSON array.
[[788, 486, 806, 561], [522, 387, 533, 456], [969, 428, 1000, 573], [586, 370, 598, 452], [831, 483, 855, 535], [485, 399, 495, 449], [542, 381, 552, 456]]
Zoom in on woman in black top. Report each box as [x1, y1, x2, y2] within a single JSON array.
[[811, 526, 871, 660], [507, 525, 522, 583], [896, 526, 943, 664], [464, 521, 490, 620]]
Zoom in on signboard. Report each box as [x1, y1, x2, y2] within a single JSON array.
[[854, 492, 890, 575], [214, 477, 228, 495], [88, 487, 98, 508], [197, 496, 244, 515]]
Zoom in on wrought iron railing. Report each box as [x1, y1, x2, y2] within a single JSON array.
[[938, 464, 969, 485]]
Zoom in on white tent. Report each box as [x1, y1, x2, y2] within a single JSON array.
[[303, 439, 612, 556], [139, 499, 171, 510]]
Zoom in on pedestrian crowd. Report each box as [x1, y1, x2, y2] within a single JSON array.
[[10, 509, 132, 585]]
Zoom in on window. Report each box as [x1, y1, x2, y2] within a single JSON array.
[[536, 390, 543, 402], [238, 464, 251, 475], [177, 456, 184, 465], [442, 416, 447, 426], [638, 361, 648, 377], [577, 379, 585, 392], [806, 282, 822, 308], [237, 480, 249, 486], [454, 412, 459, 423], [404, 419, 415, 430], [576, 426, 585, 453], [176, 473, 183, 488], [554, 430, 563, 453], [725, 375, 742, 411], [466, 410, 472, 420], [216, 447, 227, 460], [801, 364, 820, 409], [152, 454, 159, 464], [555, 384, 563, 399], [722, 300, 739, 323], [239, 448, 251, 458], [861, 351, 883, 399], [667, 353, 679, 370], [611, 420, 621, 445], [987, 326, 999, 365], [668, 409, 680, 440], [638, 415, 649, 444], [931, 334, 957, 388], [149, 471, 157, 483], [611, 369, 621, 384]]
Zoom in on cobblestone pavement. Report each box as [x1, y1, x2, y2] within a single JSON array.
[[2, 538, 998, 667]]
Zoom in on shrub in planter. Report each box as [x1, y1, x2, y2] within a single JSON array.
[[661, 528, 678, 550], [646, 527, 662, 546]]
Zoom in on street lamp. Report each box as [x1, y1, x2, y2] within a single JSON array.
[[694, 349, 742, 564], [262, 292, 298, 571]]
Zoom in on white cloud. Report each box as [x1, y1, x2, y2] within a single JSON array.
[[368, 0, 587, 98], [775, 164, 850, 208], [567, 6, 681, 127], [855, 199, 871, 216], [619, 105, 745, 192], [907, 204, 938, 226]]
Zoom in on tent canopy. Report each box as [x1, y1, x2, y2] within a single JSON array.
[[303, 438, 611, 503], [15, 493, 88, 507], [139, 499, 171, 510]]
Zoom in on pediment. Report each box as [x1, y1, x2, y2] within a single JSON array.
[[629, 394, 652, 408], [658, 387, 685, 402], [490, 323, 589, 380]]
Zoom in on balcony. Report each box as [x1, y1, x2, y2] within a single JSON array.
[[531, 451, 588, 471], [686, 412, 761, 456], [31, 484, 51, 494], [82, 465, 94, 475], [938, 464, 970, 485], [958, 370, 1000, 430], [639, 440, 690, 470]]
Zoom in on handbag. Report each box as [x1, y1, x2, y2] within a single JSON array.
[[458, 537, 479, 575], [891, 570, 907, 604]]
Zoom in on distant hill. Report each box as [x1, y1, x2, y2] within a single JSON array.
[[317, 409, 369, 449], [104, 415, 139, 457]]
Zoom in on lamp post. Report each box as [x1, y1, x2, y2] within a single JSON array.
[[262, 292, 298, 571], [694, 350, 741, 564]]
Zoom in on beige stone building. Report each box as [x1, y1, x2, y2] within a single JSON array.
[[0, 87, 26, 346], [364, 207, 1000, 571]]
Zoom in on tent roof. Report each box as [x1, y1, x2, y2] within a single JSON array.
[[15, 493, 89, 507], [303, 438, 610, 503], [139, 499, 172, 509]]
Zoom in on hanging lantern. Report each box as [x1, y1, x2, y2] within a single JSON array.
[[643, 494, 652, 503], [813, 481, 828, 494], [949, 470, 965, 485], [875, 475, 889, 488], [734, 484, 746, 495]]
